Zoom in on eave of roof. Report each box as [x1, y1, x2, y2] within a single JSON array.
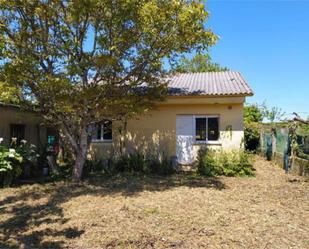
[[0, 102, 20, 108]]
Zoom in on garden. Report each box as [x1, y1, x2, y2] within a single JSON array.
[[0, 134, 307, 248], [0, 156, 308, 248], [0, 135, 256, 188]]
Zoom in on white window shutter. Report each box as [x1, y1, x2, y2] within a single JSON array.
[[176, 115, 194, 164]]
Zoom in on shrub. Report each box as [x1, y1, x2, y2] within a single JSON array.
[[197, 147, 255, 177], [110, 152, 175, 176], [0, 138, 40, 187], [244, 122, 260, 152], [0, 143, 23, 187], [15, 140, 38, 164], [197, 147, 217, 176], [14, 140, 40, 177], [147, 154, 175, 175]]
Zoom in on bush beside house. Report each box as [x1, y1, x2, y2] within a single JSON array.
[[197, 147, 255, 177], [0, 139, 39, 187], [244, 104, 263, 152]]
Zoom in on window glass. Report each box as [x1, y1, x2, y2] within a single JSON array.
[[195, 118, 206, 141], [103, 120, 112, 140], [208, 117, 219, 141], [90, 120, 112, 141], [47, 135, 55, 145], [10, 124, 25, 144], [96, 124, 102, 140]]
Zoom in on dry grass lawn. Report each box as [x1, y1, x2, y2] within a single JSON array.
[[0, 157, 308, 249]]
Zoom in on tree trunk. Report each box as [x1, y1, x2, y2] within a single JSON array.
[[119, 119, 127, 157], [271, 129, 276, 159], [72, 127, 88, 182]]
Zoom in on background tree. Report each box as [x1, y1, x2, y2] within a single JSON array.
[[0, 0, 216, 181], [172, 53, 228, 73], [244, 104, 263, 123], [260, 103, 285, 123], [243, 103, 264, 152]]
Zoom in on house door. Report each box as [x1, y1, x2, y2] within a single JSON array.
[[176, 115, 194, 164]]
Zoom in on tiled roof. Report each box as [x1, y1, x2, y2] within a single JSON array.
[[167, 71, 253, 96]]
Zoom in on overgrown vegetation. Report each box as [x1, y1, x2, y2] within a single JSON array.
[[289, 120, 309, 161], [0, 139, 39, 187], [0, 143, 22, 187], [197, 147, 255, 177], [244, 122, 261, 152], [244, 104, 263, 152], [243, 102, 286, 152], [85, 153, 175, 176]]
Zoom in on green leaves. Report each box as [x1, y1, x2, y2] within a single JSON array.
[[1, 0, 217, 180], [1, 0, 217, 122], [173, 54, 228, 73], [197, 148, 255, 177], [0, 145, 22, 173], [1, 0, 216, 111], [244, 104, 263, 123]]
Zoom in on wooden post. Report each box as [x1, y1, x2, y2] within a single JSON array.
[[289, 120, 298, 172], [272, 128, 276, 160], [260, 127, 264, 155]]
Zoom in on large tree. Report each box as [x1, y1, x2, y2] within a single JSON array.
[[0, 0, 216, 181], [172, 53, 228, 73]]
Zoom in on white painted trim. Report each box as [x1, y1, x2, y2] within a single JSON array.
[[193, 141, 222, 145], [91, 140, 112, 143]]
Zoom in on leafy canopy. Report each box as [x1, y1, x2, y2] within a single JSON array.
[[0, 81, 20, 104], [0, 0, 217, 180], [0, 0, 216, 119], [244, 104, 263, 123], [172, 53, 228, 73]]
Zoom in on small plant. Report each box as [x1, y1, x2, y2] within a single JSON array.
[[15, 140, 39, 164], [197, 147, 217, 176], [0, 139, 23, 187], [197, 147, 255, 177], [0, 138, 41, 187], [13, 139, 40, 178]]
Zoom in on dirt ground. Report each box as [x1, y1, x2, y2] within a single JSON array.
[[0, 157, 308, 249]]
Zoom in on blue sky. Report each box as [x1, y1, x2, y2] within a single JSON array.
[[204, 0, 309, 119]]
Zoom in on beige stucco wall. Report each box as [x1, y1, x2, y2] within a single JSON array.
[[90, 96, 245, 162], [0, 105, 47, 148]]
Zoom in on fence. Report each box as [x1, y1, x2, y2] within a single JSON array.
[[260, 126, 309, 178]]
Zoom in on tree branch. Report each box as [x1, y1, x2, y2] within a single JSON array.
[[293, 112, 309, 125]]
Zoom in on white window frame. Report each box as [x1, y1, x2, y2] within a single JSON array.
[[193, 115, 220, 144], [91, 121, 113, 143]]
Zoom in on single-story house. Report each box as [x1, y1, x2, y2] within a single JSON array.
[[0, 71, 253, 165], [90, 71, 253, 164]]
